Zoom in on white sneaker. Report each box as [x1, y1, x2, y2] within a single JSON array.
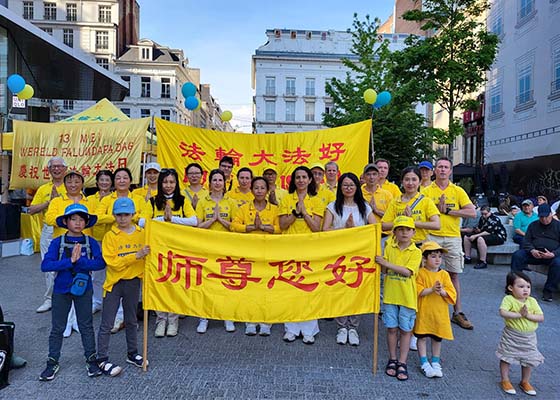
[[196, 319, 208, 334], [410, 336, 418, 351], [302, 335, 315, 345], [36, 299, 52, 313], [431, 362, 443, 377], [421, 362, 436, 378], [259, 324, 271, 336], [336, 328, 348, 345], [245, 323, 257, 336], [348, 329, 360, 346], [224, 320, 236, 332], [154, 320, 166, 338], [110, 318, 124, 334], [283, 332, 296, 342], [166, 320, 178, 337]]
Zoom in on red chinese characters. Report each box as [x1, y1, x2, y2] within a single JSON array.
[[267, 260, 319, 292], [214, 147, 244, 166], [248, 150, 277, 167], [282, 147, 311, 165], [325, 255, 375, 288], [207, 256, 262, 290], [156, 251, 207, 289], [179, 142, 206, 161], [318, 142, 346, 162]]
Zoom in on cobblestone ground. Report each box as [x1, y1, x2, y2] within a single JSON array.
[[0, 253, 558, 399]]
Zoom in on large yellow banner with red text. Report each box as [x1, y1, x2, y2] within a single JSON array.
[[10, 118, 150, 189], [155, 118, 371, 189], [144, 221, 381, 322]]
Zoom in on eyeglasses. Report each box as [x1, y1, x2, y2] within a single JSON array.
[[49, 165, 66, 169]]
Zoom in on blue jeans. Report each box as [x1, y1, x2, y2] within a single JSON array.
[[48, 289, 96, 361], [511, 249, 560, 293], [512, 234, 524, 245]]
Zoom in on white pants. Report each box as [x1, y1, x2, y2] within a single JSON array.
[[92, 269, 106, 309], [39, 224, 55, 301], [284, 320, 319, 336]]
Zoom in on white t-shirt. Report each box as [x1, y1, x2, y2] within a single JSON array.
[[326, 201, 372, 229]]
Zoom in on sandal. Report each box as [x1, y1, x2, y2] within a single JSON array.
[[396, 362, 409, 381], [385, 359, 398, 377], [99, 361, 123, 377]]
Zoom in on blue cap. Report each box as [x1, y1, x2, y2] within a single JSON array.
[[538, 204, 552, 217], [113, 197, 135, 214], [56, 203, 97, 229], [418, 161, 433, 170]]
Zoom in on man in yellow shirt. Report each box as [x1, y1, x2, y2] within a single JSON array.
[[421, 157, 476, 330], [361, 163, 393, 223], [263, 167, 287, 206], [375, 159, 402, 199], [324, 161, 339, 193], [29, 157, 68, 313], [310, 163, 335, 208], [218, 156, 236, 192]]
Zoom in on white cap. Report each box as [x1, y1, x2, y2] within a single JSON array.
[[145, 162, 161, 172]]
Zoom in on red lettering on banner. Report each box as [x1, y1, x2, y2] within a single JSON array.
[[18, 165, 27, 178], [179, 142, 206, 161], [81, 165, 92, 177], [318, 142, 346, 162], [214, 148, 243, 166], [42, 166, 51, 179], [156, 251, 207, 289], [207, 256, 262, 290], [267, 260, 319, 292], [105, 161, 115, 170], [93, 163, 103, 175], [117, 158, 127, 169], [324, 255, 375, 288], [282, 148, 311, 165], [248, 150, 277, 167]]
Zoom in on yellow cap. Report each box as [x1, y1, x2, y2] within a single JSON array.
[[309, 162, 325, 171], [419, 241, 448, 253], [392, 215, 415, 230]]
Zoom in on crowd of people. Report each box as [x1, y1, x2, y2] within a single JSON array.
[[3, 154, 555, 395]]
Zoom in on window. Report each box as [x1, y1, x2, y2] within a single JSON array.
[[121, 108, 131, 118], [44, 2, 56, 20], [265, 76, 276, 95], [121, 75, 130, 82], [98, 5, 111, 23], [141, 77, 151, 97], [140, 109, 151, 118], [305, 102, 315, 122], [491, 13, 503, 37], [306, 31, 312, 40], [285, 101, 295, 121], [488, 68, 503, 116], [160, 109, 171, 121], [141, 48, 150, 60], [305, 78, 315, 96], [63, 100, 74, 110], [553, 47, 560, 94], [265, 100, 275, 121], [321, 32, 327, 40], [42, 27, 53, 35], [517, 64, 532, 105], [95, 31, 109, 50], [519, 0, 534, 20], [161, 78, 171, 98], [63, 29, 73, 48], [285, 78, 296, 96], [96, 58, 109, 70], [290, 31, 297, 39], [23, 2, 34, 19], [66, 3, 77, 21]]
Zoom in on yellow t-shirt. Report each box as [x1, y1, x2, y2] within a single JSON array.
[[30, 182, 67, 216], [421, 182, 472, 237], [230, 201, 280, 234], [183, 185, 209, 207], [381, 193, 440, 243], [267, 187, 288, 206], [95, 192, 145, 226], [195, 195, 238, 232], [316, 186, 336, 208], [140, 197, 196, 220], [44, 194, 92, 238], [87, 192, 112, 242], [132, 185, 157, 202], [226, 187, 254, 208], [500, 295, 543, 333], [279, 192, 325, 234], [383, 241, 421, 310], [101, 225, 145, 294], [381, 180, 402, 199], [361, 184, 393, 223]]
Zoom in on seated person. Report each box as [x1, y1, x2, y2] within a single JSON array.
[[460, 199, 480, 238], [463, 206, 507, 270], [512, 199, 538, 245]]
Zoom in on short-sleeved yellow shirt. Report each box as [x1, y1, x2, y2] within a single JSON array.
[[183, 186, 209, 207], [316, 186, 336, 208], [383, 241, 422, 310], [44, 194, 92, 238], [195, 195, 238, 232], [230, 201, 280, 234], [278, 192, 325, 234], [500, 295, 543, 333], [30, 182, 67, 216], [132, 185, 157, 202], [421, 182, 472, 237], [361, 184, 393, 223], [226, 187, 254, 208], [382, 180, 402, 199]]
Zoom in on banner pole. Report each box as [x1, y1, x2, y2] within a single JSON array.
[[373, 313, 378, 375], [370, 110, 375, 162], [142, 309, 148, 372]]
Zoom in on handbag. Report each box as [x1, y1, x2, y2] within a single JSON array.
[[70, 273, 89, 296], [0, 322, 14, 390]]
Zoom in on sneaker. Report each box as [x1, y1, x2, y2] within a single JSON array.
[[474, 261, 488, 269], [409, 336, 418, 351], [451, 312, 474, 330], [86, 357, 102, 378], [420, 362, 436, 378], [166, 320, 178, 337], [36, 299, 52, 313], [283, 332, 296, 342], [245, 323, 257, 336], [464, 256, 472, 264], [431, 362, 443, 377], [196, 319, 208, 334], [126, 353, 147, 368], [259, 324, 271, 336], [224, 320, 236, 332], [39, 358, 59, 381], [110, 318, 125, 334], [501, 380, 516, 395], [155, 320, 166, 338], [542, 290, 553, 302], [336, 328, 348, 345], [99, 360, 123, 377], [348, 329, 360, 346], [519, 381, 536, 396], [302, 335, 315, 345]]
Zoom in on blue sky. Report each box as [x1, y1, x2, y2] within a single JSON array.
[[138, 1, 394, 131]]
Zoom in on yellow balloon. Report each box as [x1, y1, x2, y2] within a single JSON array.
[[363, 88, 377, 104], [221, 110, 233, 122], [17, 84, 34, 100]]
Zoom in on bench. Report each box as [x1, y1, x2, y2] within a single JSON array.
[[526, 264, 549, 275], [485, 217, 519, 265]]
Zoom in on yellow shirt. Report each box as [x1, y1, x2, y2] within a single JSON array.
[[132, 185, 157, 202], [421, 182, 472, 237], [279, 192, 325, 235], [195, 195, 238, 232], [30, 182, 67, 216], [383, 241, 421, 310], [361, 184, 393, 223], [95, 192, 145, 226], [267, 187, 288, 206], [325, 182, 338, 193], [381, 192, 440, 243], [226, 187, 254, 208], [101, 225, 145, 294], [381, 180, 402, 199], [230, 201, 280, 234], [500, 295, 543, 333], [44, 194, 92, 238], [183, 185, 209, 207], [140, 197, 196, 220], [87, 192, 113, 242], [316, 186, 336, 208]]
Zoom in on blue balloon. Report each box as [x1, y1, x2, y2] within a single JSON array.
[[7, 74, 26, 94], [181, 82, 197, 98], [374, 91, 392, 108], [185, 96, 199, 110]]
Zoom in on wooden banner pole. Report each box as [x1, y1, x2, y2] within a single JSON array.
[[142, 309, 148, 372]]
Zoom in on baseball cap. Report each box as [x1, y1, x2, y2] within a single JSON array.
[[113, 197, 136, 215], [56, 203, 97, 229], [144, 162, 161, 172], [64, 169, 84, 182], [538, 204, 552, 217], [363, 163, 379, 174], [521, 199, 533, 206], [309, 162, 325, 171], [263, 166, 277, 174], [420, 241, 448, 254], [418, 161, 433, 170], [393, 215, 415, 230], [511, 205, 520, 211]]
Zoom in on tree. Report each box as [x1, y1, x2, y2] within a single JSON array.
[[323, 14, 435, 179], [392, 0, 499, 162]]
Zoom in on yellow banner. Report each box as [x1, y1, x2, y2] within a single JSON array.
[[155, 118, 371, 188], [10, 118, 150, 189]]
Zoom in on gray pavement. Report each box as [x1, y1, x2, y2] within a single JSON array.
[[0, 253, 558, 399]]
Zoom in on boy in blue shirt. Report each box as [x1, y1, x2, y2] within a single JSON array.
[[39, 204, 105, 381]]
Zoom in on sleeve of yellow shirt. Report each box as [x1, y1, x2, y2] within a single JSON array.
[[381, 200, 397, 224], [311, 195, 325, 218], [230, 203, 249, 233], [424, 197, 440, 218], [95, 196, 115, 225], [182, 200, 196, 218], [139, 198, 154, 220], [278, 194, 293, 216], [44, 197, 63, 227], [30, 184, 50, 206], [457, 186, 472, 208], [102, 230, 139, 272]]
